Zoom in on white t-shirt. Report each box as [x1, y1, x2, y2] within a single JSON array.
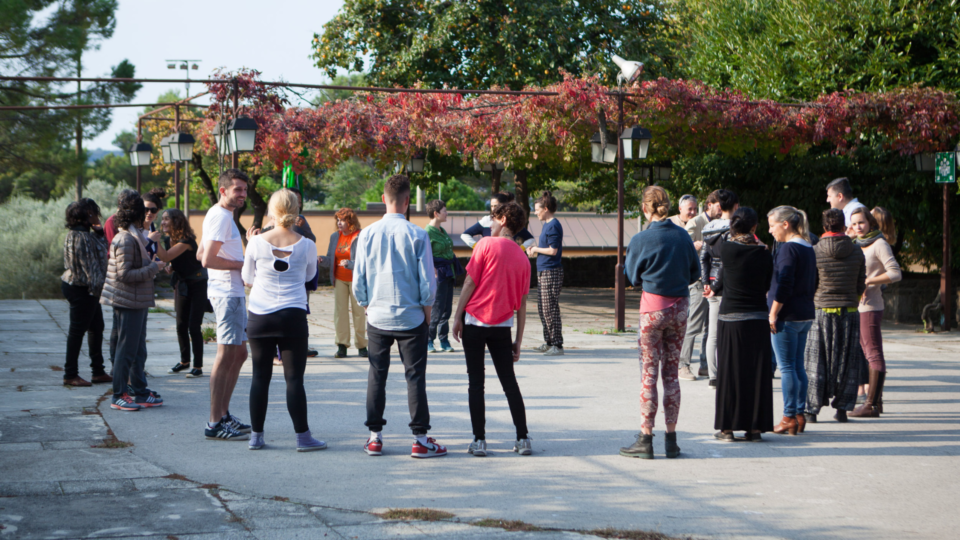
[[203, 204, 245, 298], [242, 235, 318, 315]]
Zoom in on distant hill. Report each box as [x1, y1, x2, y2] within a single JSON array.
[[87, 148, 123, 164]]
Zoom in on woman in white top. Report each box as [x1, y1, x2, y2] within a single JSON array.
[[849, 206, 901, 418], [242, 189, 323, 451]]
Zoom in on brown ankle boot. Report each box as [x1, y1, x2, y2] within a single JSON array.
[[773, 415, 798, 435], [850, 369, 881, 418], [795, 414, 806, 433]]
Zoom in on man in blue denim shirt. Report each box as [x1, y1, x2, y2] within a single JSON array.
[[352, 175, 446, 458]]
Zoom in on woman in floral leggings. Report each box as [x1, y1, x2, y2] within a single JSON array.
[[621, 186, 702, 459]]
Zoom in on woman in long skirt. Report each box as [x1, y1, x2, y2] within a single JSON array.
[[804, 208, 867, 423], [714, 207, 775, 442]]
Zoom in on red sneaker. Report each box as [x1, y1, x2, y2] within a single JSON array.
[[411, 437, 447, 459], [364, 437, 382, 456]]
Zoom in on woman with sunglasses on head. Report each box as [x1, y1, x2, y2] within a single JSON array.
[[154, 209, 207, 378], [242, 189, 323, 452]]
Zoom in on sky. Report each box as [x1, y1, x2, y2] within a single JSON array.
[[82, 0, 345, 151]]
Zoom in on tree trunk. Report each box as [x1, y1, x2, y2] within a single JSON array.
[[514, 169, 530, 217], [247, 174, 269, 230], [233, 201, 248, 246], [192, 152, 219, 205], [491, 168, 502, 194]]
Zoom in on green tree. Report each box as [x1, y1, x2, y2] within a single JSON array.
[[669, 0, 960, 100], [313, 73, 368, 105], [0, 0, 139, 202], [313, 0, 676, 90], [322, 159, 383, 209]]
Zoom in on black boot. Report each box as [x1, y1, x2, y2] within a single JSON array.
[[804, 412, 818, 424], [664, 432, 680, 459], [620, 433, 654, 459], [834, 409, 848, 423]]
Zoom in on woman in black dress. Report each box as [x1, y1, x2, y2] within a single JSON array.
[[714, 207, 775, 442], [155, 209, 207, 378]]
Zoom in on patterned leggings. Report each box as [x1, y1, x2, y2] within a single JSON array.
[[537, 268, 564, 347], [638, 298, 689, 429]]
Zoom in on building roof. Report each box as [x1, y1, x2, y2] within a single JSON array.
[[445, 211, 640, 250]]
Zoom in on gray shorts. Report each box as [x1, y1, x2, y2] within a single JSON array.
[[210, 296, 247, 345]]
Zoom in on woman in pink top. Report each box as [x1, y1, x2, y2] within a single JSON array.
[[849, 206, 901, 418], [451, 202, 532, 458]]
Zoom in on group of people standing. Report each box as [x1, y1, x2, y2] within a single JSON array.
[[621, 177, 900, 458]]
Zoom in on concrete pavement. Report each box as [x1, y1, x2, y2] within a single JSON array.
[[1, 289, 958, 539]]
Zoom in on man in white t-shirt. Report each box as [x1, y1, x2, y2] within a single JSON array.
[[826, 177, 866, 233], [200, 168, 257, 441]]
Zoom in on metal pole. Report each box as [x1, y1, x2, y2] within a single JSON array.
[[231, 80, 240, 169], [184, 159, 190, 221], [615, 92, 627, 332], [135, 120, 142, 193], [943, 183, 953, 331], [174, 105, 181, 210]]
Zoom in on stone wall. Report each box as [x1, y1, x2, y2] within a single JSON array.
[[883, 273, 960, 325]]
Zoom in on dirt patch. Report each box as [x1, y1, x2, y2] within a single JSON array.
[[377, 508, 455, 521], [590, 528, 688, 540], [473, 519, 543, 532]]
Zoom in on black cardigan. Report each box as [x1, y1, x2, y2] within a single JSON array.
[[718, 240, 773, 315]]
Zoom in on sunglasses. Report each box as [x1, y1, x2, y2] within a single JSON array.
[[144, 207, 159, 214]]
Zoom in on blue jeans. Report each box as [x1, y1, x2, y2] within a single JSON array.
[[771, 320, 812, 417]]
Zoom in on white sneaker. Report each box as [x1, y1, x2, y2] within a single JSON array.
[[468, 439, 487, 457], [543, 346, 564, 356], [514, 438, 533, 456]]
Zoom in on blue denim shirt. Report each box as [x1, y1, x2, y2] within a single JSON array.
[[352, 214, 437, 331]]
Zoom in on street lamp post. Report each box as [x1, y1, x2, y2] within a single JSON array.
[[917, 152, 954, 331], [128, 119, 152, 193]]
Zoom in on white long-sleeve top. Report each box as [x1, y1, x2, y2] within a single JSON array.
[[242, 235, 317, 315]]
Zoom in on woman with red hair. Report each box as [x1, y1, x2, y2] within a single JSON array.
[[319, 208, 367, 358]]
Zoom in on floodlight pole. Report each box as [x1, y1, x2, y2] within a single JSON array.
[[136, 119, 143, 193], [615, 91, 627, 332], [944, 183, 953, 331]]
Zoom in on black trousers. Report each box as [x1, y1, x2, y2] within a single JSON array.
[[111, 307, 148, 399], [61, 282, 106, 380], [428, 278, 454, 342], [462, 324, 528, 440], [249, 335, 309, 434], [365, 321, 431, 435], [174, 279, 206, 368]]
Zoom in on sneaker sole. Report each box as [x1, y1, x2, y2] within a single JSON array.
[[205, 434, 250, 441], [249, 444, 264, 450], [136, 402, 163, 408], [411, 452, 447, 458], [297, 445, 328, 452], [110, 404, 140, 411], [469, 450, 486, 457], [365, 448, 382, 456], [515, 449, 532, 456]]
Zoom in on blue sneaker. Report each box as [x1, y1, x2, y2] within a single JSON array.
[[205, 420, 249, 441], [427, 341, 437, 353], [110, 394, 141, 412], [223, 411, 252, 434], [135, 393, 163, 408], [439, 340, 454, 353]]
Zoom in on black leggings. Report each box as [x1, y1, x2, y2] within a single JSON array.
[[249, 335, 309, 433], [61, 282, 106, 379], [174, 279, 206, 368], [462, 323, 528, 440]]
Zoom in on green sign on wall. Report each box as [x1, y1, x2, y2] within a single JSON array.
[[936, 152, 956, 184]]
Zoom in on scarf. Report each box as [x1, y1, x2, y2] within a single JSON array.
[[855, 230, 885, 248]]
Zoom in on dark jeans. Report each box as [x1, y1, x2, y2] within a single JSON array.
[[111, 307, 149, 399], [109, 308, 119, 365], [365, 321, 431, 435], [249, 335, 309, 433], [61, 282, 106, 379], [428, 278, 454, 342], [175, 280, 206, 368], [462, 324, 528, 440]]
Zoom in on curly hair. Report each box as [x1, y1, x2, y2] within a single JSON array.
[[492, 201, 527, 236], [334, 207, 361, 234], [822, 208, 845, 234], [64, 198, 100, 229], [162, 208, 195, 243], [114, 190, 146, 230]]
